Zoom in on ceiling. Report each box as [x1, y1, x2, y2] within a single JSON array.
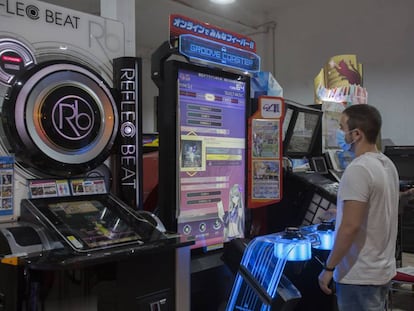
[[41, 0, 300, 29], [167, 0, 293, 28]]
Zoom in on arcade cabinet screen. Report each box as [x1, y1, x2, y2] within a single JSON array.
[[384, 146, 414, 181], [283, 103, 322, 157], [177, 67, 247, 249], [390, 157, 414, 180], [46, 199, 142, 251]]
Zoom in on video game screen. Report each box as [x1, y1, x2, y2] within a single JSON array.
[[177, 67, 248, 249], [45, 199, 143, 251], [286, 111, 320, 154], [282, 101, 323, 158]]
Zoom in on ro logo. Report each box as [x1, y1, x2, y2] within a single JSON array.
[[52, 95, 95, 140]]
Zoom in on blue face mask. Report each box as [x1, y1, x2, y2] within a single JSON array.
[[336, 128, 353, 151]]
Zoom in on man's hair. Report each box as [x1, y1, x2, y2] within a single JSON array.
[[343, 104, 382, 144]]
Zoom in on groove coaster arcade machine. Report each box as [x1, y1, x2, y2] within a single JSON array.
[[152, 14, 264, 310], [0, 2, 192, 310], [152, 13, 260, 252]]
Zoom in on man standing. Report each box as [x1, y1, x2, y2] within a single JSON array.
[[318, 104, 399, 311]]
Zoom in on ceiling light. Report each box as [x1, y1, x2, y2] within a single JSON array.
[[209, 0, 236, 4]]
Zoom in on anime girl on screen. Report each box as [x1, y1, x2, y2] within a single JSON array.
[[217, 184, 245, 242]]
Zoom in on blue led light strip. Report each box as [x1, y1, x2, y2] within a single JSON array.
[[226, 234, 311, 310]]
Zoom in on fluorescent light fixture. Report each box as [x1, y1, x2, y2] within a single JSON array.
[[209, 0, 236, 4]]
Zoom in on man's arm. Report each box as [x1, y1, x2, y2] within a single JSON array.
[[318, 199, 368, 294]]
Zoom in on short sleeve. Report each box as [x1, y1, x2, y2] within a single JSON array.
[[340, 164, 371, 202]]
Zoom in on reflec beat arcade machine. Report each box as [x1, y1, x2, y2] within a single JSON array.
[[0, 2, 192, 310]]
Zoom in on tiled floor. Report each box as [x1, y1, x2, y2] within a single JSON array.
[[389, 252, 414, 311]]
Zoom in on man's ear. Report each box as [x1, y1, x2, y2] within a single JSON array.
[[353, 129, 362, 139]]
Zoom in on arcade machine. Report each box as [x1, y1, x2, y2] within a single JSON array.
[[0, 2, 192, 310], [225, 224, 336, 311], [151, 14, 260, 310], [384, 145, 414, 258], [258, 100, 339, 311]]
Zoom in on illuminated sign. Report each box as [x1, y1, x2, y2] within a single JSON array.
[[179, 34, 260, 73], [1, 55, 22, 63], [113, 57, 142, 210], [170, 14, 256, 52]]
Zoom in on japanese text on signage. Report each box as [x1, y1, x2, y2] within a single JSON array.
[[170, 14, 256, 52]]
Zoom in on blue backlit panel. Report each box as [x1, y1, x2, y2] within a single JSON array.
[[226, 233, 308, 310], [179, 34, 260, 73]]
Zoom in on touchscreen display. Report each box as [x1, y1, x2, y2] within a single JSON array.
[[48, 200, 142, 250], [177, 68, 247, 249]]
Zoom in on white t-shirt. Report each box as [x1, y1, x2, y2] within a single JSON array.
[[333, 152, 399, 285]]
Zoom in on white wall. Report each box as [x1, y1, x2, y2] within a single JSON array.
[[269, 0, 414, 145]]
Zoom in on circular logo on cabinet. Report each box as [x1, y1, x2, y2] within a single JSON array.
[[2, 61, 118, 176]]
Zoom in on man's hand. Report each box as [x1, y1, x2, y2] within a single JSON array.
[[318, 270, 333, 295]]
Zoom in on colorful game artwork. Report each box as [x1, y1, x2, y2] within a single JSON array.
[[252, 119, 280, 158], [252, 160, 280, 200], [251, 117, 281, 201], [0, 156, 14, 219]]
